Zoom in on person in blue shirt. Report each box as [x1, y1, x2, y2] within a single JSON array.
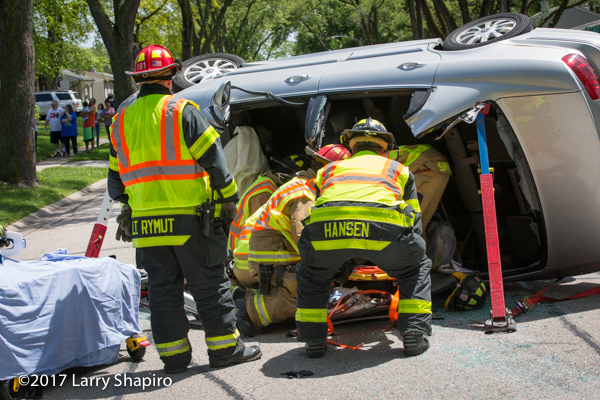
[[60, 104, 78, 157]]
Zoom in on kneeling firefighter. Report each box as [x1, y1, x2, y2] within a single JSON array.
[[386, 145, 452, 234], [108, 44, 260, 373], [228, 155, 310, 293], [295, 118, 433, 357], [235, 145, 351, 336]]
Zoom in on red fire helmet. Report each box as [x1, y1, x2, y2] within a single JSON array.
[[125, 44, 180, 77], [316, 144, 351, 162]]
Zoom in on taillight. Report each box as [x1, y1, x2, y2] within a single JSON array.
[[562, 54, 600, 100]]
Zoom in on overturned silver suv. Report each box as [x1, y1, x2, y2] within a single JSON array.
[[171, 13, 600, 282]]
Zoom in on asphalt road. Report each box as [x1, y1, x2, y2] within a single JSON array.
[[7, 180, 600, 399]]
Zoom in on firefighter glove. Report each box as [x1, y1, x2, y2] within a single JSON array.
[[220, 202, 238, 220], [115, 207, 133, 242]]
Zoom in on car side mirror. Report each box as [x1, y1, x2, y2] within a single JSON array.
[[209, 81, 231, 126], [304, 95, 329, 147]]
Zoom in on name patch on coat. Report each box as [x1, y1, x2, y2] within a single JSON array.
[[324, 221, 370, 238], [132, 216, 183, 237]]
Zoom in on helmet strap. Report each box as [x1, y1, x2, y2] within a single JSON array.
[[353, 142, 384, 155]]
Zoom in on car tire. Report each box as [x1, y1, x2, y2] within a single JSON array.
[[172, 53, 246, 93], [443, 13, 532, 51]]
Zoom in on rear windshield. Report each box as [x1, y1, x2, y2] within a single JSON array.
[[56, 93, 73, 100], [35, 93, 53, 102]]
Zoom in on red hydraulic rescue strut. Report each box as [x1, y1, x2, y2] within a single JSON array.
[[477, 104, 516, 334], [85, 189, 115, 258]]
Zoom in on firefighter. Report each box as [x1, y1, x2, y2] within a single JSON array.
[[386, 145, 452, 234], [235, 145, 351, 337], [229, 156, 310, 292], [108, 44, 261, 373], [295, 118, 433, 358]]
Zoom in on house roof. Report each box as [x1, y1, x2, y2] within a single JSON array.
[[62, 69, 93, 81], [88, 71, 114, 82]]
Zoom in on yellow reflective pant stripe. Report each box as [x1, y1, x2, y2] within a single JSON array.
[[295, 308, 327, 323], [308, 206, 414, 227], [247, 250, 301, 264], [254, 295, 272, 327], [156, 337, 190, 357], [397, 299, 432, 314], [189, 126, 219, 159], [205, 329, 240, 350], [132, 235, 191, 248], [312, 238, 391, 251], [109, 155, 119, 172]]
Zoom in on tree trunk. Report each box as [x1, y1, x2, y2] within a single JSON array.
[[500, 0, 508, 12], [408, 0, 420, 39], [86, 0, 141, 108], [0, 0, 37, 185], [418, 0, 446, 39], [520, 0, 529, 14], [480, 0, 492, 18], [177, 0, 196, 61], [416, 0, 424, 39], [457, 0, 471, 25], [431, 0, 457, 33]]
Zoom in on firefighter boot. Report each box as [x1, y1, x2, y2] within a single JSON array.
[[210, 344, 262, 368], [402, 333, 430, 357], [305, 341, 327, 358], [235, 299, 256, 337]]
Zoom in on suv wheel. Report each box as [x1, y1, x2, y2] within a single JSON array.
[[443, 13, 532, 51], [172, 53, 246, 93]]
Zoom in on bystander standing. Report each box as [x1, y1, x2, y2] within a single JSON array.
[[60, 104, 78, 157], [44, 101, 65, 157], [95, 102, 104, 146], [102, 100, 115, 137]]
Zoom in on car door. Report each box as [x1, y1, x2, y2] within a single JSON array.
[[318, 41, 441, 95], [35, 93, 53, 117]]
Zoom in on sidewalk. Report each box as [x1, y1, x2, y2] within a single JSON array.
[[7, 137, 133, 264]]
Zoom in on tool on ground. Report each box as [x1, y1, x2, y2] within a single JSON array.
[[85, 189, 115, 258], [476, 104, 516, 333], [281, 370, 314, 379], [512, 278, 600, 316]]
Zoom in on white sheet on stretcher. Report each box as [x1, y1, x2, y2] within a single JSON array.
[[0, 249, 141, 380]]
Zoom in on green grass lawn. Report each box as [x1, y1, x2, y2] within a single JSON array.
[[0, 166, 107, 226], [37, 121, 110, 162], [68, 143, 111, 162]]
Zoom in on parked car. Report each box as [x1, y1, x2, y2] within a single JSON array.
[[35, 90, 83, 118], [121, 13, 600, 283]]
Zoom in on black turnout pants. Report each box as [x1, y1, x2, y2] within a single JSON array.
[[139, 227, 243, 368], [296, 220, 432, 343]]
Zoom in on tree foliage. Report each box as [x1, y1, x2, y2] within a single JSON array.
[[33, 0, 106, 89]]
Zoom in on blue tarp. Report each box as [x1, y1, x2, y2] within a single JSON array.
[[0, 249, 141, 380]]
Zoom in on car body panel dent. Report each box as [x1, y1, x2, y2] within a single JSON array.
[[497, 92, 600, 271]]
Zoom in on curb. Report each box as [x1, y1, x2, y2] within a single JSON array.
[[7, 178, 108, 236]]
